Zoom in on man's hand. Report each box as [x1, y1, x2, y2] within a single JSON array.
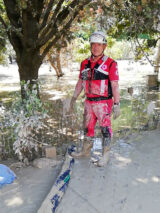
[[62, 97, 76, 116], [64, 79, 83, 115], [113, 104, 120, 120]]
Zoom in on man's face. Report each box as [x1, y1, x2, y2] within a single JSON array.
[[91, 43, 106, 57]]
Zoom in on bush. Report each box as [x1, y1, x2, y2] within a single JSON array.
[[0, 81, 49, 161]]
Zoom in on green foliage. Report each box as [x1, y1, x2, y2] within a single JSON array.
[[0, 46, 7, 65], [107, 36, 116, 48], [106, 39, 133, 60], [100, 0, 160, 63], [0, 16, 7, 64], [71, 19, 97, 61], [134, 39, 154, 60], [112, 95, 149, 135], [20, 80, 48, 116], [112, 99, 134, 132], [147, 39, 157, 48], [73, 38, 90, 62]]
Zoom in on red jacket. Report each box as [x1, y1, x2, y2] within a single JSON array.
[[80, 55, 118, 98]]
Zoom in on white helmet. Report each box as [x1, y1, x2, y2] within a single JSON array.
[[89, 31, 107, 44]]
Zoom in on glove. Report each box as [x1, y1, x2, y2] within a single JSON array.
[[62, 97, 76, 116], [113, 104, 120, 120]]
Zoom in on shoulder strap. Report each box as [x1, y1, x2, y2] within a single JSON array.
[[109, 60, 116, 69], [86, 58, 91, 69], [102, 55, 108, 62]]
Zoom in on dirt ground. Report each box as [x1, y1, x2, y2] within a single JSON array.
[[0, 164, 62, 213], [57, 130, 160, 213]]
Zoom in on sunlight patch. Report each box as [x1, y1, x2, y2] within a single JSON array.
[[5, 196, 23, 207], [136, 178, 148, 184], [116, 155, 132, 164], [152, 176, 160, 183]]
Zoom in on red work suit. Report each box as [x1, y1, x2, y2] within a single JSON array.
[[79, 55, 119, 137]]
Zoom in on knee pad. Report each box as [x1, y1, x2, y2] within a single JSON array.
[[101, 126, 111, 138], [84, 128, 88, 135], [101, 126, 111, 147]]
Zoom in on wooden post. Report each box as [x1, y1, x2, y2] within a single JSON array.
[[147, 74, 158, 89]]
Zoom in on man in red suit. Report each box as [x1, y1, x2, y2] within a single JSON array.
[[70, 31, 120, 166]]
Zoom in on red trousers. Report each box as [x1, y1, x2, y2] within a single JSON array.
[[84, 99, 113, 137]]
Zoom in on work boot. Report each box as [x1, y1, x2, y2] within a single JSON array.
[[96, 146, 110, 167], [95, 136, 111, 167], [71, 140, 93, 158]]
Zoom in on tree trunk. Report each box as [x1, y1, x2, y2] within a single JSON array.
[[154, 39, 160, 74], [17, 49, 42, 99], [47, 48, 63, 78], [56, 49, 63, 77]]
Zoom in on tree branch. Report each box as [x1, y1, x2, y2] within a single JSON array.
[[37, 0, 80, 47], [41, 34, 60, 60], [52, 0, 65, 18], [136, 38, 158, 68], [55, 0, 79, 24], [39, 0, 65, 39], [40, 0, 90, 59], [39, 0, 55, 31], [34, 0, 46, 22], [3, 0, 22, 28]]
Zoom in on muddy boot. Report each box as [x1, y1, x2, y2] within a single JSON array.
[[96, 146, 110, 167], [71, 140, 93, 158], [95, 136, 111, 167]]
